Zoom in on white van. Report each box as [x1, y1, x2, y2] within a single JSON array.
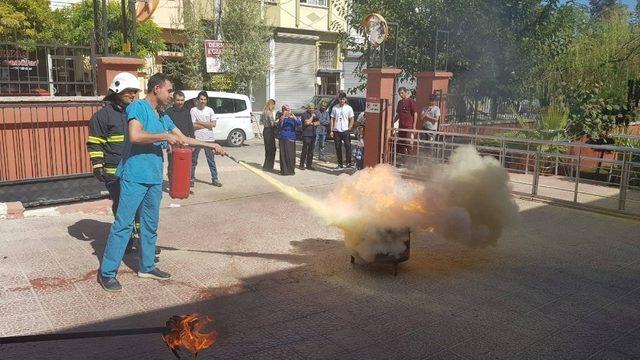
[[181, 91, 255, 147]]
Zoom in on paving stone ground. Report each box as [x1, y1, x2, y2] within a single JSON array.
[[0, 139, 639, 360]]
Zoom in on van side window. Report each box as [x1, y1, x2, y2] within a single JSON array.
[[233, 99, 247, 112], [209, 98, 236, 114]]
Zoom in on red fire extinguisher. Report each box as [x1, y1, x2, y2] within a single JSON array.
[[170, 147, 192, 199]]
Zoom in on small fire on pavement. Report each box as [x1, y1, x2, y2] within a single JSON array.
[[162, 313, 218, 358]]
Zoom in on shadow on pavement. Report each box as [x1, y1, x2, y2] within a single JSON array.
[[0, 235, 498, 359], [66, 219, 142, 275]]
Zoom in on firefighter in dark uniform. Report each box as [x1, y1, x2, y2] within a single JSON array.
[[86, 72, 158, 256]]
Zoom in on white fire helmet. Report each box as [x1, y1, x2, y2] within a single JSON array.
[[108, 72, 141, 93]]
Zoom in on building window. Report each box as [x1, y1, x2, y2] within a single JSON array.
[[319, 44, 336, 70], [300, 0, 327, 7]]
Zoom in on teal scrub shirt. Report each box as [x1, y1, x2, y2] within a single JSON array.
[[117, 99, 176, 185]]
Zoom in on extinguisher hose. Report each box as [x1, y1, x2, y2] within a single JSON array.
[[185, 144, 241, 164], [225, 154, 241, 164]]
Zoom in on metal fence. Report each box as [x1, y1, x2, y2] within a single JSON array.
[[387, 128, 640, 217], [0, 42, 97, 97], [442, 93, 539, 125]]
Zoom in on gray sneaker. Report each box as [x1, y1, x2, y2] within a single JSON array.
[[97, 273, 122, 292], [211, 179, 222, 187], [138, 268, 171, 280]]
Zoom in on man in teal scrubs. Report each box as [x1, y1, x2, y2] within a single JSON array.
[[98, 73, 226, 292]]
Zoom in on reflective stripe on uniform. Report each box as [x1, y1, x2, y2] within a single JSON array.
[[89, 151, 104, 158], [107, 134, 125, 143], [92, 163, 103, 169], [104, 167, 117, 174], [88, 136, 107, 144]]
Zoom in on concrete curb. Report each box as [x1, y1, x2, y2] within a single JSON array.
[[0, 202, 25, 220], [0, 200, 112, 221]]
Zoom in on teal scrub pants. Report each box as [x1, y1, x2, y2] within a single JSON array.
[[100, 179, 162, 278]]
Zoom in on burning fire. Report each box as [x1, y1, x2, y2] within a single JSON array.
[[162, 314, 217, 358], [235, 147, 517, 263]]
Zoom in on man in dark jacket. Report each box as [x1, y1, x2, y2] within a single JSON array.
[[300, 103, 320, 170], [87, 72, 157, 255]]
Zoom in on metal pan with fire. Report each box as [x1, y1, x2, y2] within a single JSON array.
[[347, 228, 411, 276]]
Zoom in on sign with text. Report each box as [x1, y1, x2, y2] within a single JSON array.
[[365, 99, 380, 113], [205, 40, 224, 73]]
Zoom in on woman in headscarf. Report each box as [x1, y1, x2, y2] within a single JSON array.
[[261, 99, 277, 171], [278, 104, 301, 175]]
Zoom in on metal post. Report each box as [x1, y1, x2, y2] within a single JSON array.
[[393, 23, 399, 68], [555, 147, 559, 176], [574, 146, 582, 203], [101, 0, 108, 55], [500, 139, 506, 167], [46, 48, 54, 95], [121, 0, 128, 48], [92, 0, 101, 54], [90, 42, 98, 96], [393, 129, 398, 167], [532, 150, 541, 196], [416, 131, 421, 167], [214, 0, 223, 40], [618, 152, 629, 211], [129, 0, 137, 54], [525, 142, 530, 175]]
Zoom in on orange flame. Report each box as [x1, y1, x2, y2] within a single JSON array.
[[162, 313, 217, 358]]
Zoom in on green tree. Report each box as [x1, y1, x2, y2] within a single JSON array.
[[0, 0, 66, 42], [537, 8, 640, 102], [215, 0, 271, 93], [163, 0, 208, 90], [336, 0, 555, 102], [164, 0, 271, 93], [56, 0, 164, 58]]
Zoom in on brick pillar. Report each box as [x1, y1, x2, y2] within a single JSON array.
[[415, 71, 453, 124], [363, 68, 401, 168], [95, 57, 144, 96]]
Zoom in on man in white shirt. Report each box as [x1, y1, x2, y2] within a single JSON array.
[[190, 91, 222, 187], [421, 97, 441, 141], [329, 92, 355, 169]]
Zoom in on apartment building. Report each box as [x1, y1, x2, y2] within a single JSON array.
[[255, 0, 346, 108]]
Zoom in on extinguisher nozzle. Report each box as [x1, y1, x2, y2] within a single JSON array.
[[225, 154, 240, 164]]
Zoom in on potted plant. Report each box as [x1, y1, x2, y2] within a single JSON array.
[[564, 82, 634, 176]]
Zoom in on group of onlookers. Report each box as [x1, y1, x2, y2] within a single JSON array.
[[394, 87, 441, 156], [259, 88, 440, 173], [261, 92, 358, 176]]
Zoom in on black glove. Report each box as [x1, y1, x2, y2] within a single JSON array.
[[93, 167, 106, 182]]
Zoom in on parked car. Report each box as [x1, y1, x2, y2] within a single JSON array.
[[182, 90, 255, 147]]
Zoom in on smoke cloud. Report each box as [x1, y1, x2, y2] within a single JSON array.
[[327, 146, 519, 261]]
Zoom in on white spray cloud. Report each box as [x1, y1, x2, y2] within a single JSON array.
[[327, 146, 519, 261], [426, 146, 520, 247]]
